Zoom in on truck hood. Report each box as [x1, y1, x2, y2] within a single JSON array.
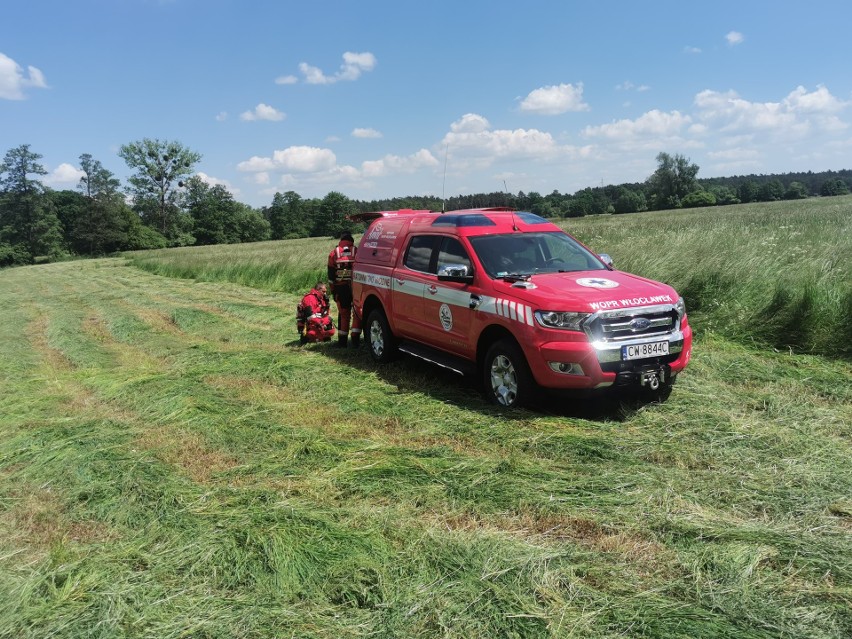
[[494, 270, 679, 312]]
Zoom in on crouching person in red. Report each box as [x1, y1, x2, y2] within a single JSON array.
[[297, 282, 335, 344]]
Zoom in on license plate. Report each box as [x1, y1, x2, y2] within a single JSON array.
[[622, 341, 669, 360]]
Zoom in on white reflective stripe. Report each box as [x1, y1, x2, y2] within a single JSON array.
[[428, 286, 471, 307], [356, 268, 537, 328], [353, 269, 392, 289], [474, 294, 536, 328]]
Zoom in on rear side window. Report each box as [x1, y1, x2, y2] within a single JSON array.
[[404, 235, 435, 272]]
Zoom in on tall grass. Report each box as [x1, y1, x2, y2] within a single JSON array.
[[128, 197, 851, 358], [566, 196, 852, 358], [127, 236, 334, 295]]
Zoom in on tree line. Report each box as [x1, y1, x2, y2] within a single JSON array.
[[2, 143, 850, 267]]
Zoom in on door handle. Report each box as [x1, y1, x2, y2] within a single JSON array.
[[427, 285, 437, 295], [469, 294, 482, 309]]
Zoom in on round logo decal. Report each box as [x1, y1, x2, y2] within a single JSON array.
[[576, 277, 619, 289], [439, 304, 453, 331]]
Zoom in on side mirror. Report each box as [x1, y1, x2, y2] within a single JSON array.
[[598, 253, 614, 268], [437, 263, 473, 283]]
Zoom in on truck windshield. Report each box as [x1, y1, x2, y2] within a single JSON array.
[[468, 232, 607, 278]]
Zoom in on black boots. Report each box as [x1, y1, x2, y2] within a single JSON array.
[[336, 334, 348, 348], [350, 333, 360, 348]]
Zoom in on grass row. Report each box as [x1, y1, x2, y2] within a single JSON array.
[[0, 257, 850, 637]]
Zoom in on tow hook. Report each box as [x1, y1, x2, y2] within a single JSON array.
[[640, 369, 665, 390]]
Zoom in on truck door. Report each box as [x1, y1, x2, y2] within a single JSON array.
[[390, 234, 435, 338], [420, 236, 477, 359]]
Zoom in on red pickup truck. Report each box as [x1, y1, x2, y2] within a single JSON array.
[[351, 208, 692, 407]]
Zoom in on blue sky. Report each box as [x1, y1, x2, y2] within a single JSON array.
[[2, 0, 852, 208]]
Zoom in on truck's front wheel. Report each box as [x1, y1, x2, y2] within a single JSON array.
[[482, 339, 533, 408], [366, 308, 398, 363]]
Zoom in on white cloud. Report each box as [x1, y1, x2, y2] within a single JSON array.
[[275, 75, 298, 85], [451, 113, 490, 134], [707, 148, 761, 162], [298, 51, 377, 85], [240, 103, 286, 121], [519, 83, 589, 115], [693, 86, 848, 137], [725, 31, 744, 46], [361, 149, 438, 177], [438, 114, 595, 178], [616, 81, 650, 92], [684, 46, 702, 54], [272, 146, 337, 172], [352, 127, 383, 139], [583, 109, 692, 140], [0, 52, 48, 100], [238, 146, 337, 173], [784, 84, 847, 113], [196, 172, 239, 196], [215, 111, 228, 121], [44, 163, 84, 186]]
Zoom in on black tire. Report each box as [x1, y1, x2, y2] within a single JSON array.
[[482, 339, 534, 408], [366, 308, 398, 363]]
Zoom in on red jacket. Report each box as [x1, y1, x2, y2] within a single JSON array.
[[328, 239, 356, 288], [298, 288, 330, 320]]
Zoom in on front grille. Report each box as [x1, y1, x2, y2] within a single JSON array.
[[584, 305, 679, 342]]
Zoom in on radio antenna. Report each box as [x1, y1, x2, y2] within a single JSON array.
[[441, 143, 449, 213]]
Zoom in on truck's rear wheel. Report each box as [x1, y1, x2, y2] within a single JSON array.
[[482, 339, 533, 408], [366, 308, 398, 363]]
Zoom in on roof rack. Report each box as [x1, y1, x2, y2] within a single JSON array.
[[347, 209, 435, 222]]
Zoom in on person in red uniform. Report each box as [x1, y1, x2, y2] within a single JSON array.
[[327, 232, 360, 348], [297, 282, 335, 344]]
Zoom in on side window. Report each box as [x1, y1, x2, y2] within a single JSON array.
[[404, 235, 436, 272], [437, 237, 472, 272]]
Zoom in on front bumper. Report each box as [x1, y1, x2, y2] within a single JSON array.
[[528, 324, 693, 390]]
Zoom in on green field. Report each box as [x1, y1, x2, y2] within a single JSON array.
[[1, 198, 850, 638]]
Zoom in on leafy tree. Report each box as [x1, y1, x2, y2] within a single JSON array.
[[613, 188, 647, 214], [737, 180, 760, 203], [125, 222, 168, 250], [681, 190, 717, 208], [568, 188, 610, 217], [70, 154, 133, 255], [118, 138, 200, 244], [757, 179, 784, 202], [646, 152, 700, 210], [47, 189, 87, 243], [266, 190, 309, 239], [820, 178, 849, 196], [707, 185, 740, 205], [783, 181, 809, 200], [0, 144, 64, 263], [184, 177, 270, 245], [233, 203, 271, 243], [314, 191, 356, 237]]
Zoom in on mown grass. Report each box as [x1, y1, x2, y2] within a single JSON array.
[[0, 201, 850, 637]]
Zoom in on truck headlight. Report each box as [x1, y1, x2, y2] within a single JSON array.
[[535, 311, 591, 331], [675, 297, 686, 319]]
